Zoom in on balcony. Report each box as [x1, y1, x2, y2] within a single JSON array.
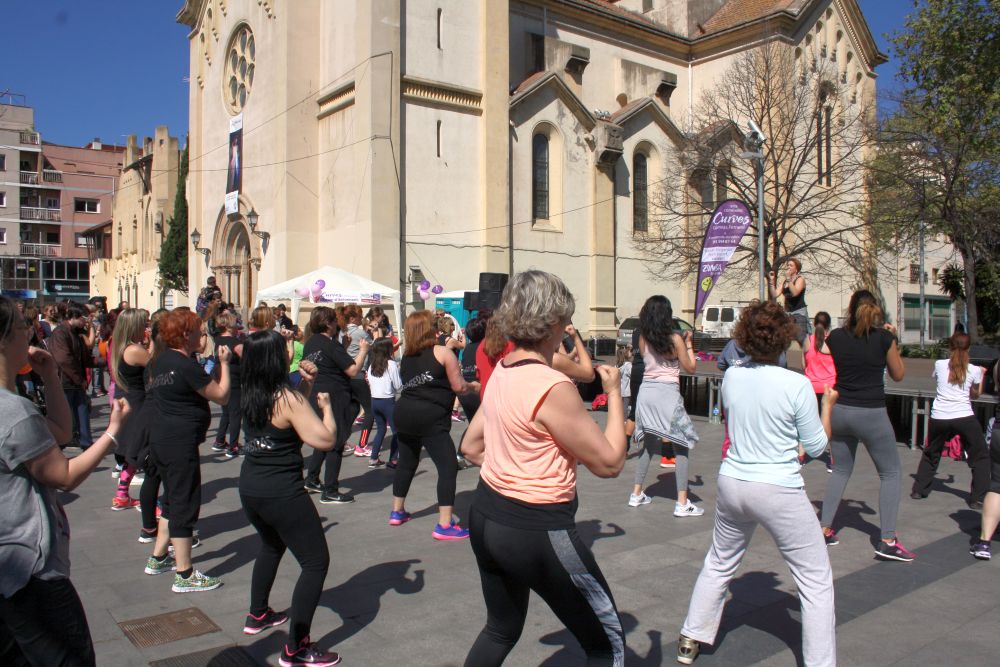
[[21, 242, 62, 258], [20, 131, 40, 145], [20, 207, 62, 222], [19, 171, 39, 185], [42, 170, 63, 183]]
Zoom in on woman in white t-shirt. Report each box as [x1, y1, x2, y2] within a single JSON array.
[[910, 332, 990, 509], [366, 338, 401, 468]]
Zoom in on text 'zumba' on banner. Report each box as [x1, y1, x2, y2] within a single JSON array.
[[694, 199, 753, 319]]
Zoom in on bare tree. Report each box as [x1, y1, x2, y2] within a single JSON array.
[[634, 39, 878, 290]]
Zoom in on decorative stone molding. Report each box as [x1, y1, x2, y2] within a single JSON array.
[[402, 76, 483, 115], [316, 81, 356, 119]]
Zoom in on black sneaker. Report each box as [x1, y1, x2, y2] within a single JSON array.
[[968, 500, 984, 511], [243, 607, 288, 635], [279, 637, 341, 667], [138, 528, 158, 544], [368, 458, 385, 469], [875, 539, 916, 562], [211, 441, 228, 452], [910, 491, 927, 500], [303, 480, 323, 494], [386, 459, 398, 469], [319, 491, 355, 504], [970, 540, 992, 560], [225, 444, 241, 459]]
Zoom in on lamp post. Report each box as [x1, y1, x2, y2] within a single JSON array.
[[246, 207, 269, 253], [190, 229, 211, 267], [741, 120, 767, 301]]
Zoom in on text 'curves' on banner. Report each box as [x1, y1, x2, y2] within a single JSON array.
[[694, 199, 753, 320]]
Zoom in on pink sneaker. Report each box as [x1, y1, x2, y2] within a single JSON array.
[[353, 445, 371, 457], [111, 496, 140, 511]]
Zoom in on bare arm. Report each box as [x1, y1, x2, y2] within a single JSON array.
[[343, 338, 369, 378], [122, 343, 151, 367], [28, 347, 73, 444], [197, 346, 231, 404], [673, 332, 697, 374], [25, 399, 129, 492], [284, 390, 336, 450], [552, 326, 595, 382], [786, 275, 806, 297], [460, 409, 486, 465], [971, 366, 987, 400], [767, 271, 779, 300], [436, 346, 479, 395], [883, 326, 905, 382], [535, 367, 627, 477]]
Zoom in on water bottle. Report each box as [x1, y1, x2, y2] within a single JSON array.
[[711, 404, 721, 424]]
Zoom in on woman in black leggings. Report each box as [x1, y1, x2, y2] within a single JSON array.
[[460, 270, 628, 666], [211, 311, 244, 458], [390, 310, 478, 539], [239, 330, 341, 667]]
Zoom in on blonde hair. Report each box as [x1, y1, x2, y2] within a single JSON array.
[[853, 301, 883, 338], [111, 309, 147, 390], [494, 270, 575, 347], [947, 332, 971, 386]]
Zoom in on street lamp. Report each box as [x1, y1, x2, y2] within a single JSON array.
[[246, 208, 268, 242], [741, 120, 767, 301], [190, 229, 211, 265]]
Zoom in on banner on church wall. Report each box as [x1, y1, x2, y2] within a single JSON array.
[[694, 199, 753, 320], [225, 113, 243, 215]]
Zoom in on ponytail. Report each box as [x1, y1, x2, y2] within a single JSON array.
[[852, 301, 882, 338], [812, 311, 832, 351], [947, 332, 971, 385]]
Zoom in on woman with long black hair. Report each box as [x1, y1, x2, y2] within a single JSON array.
[[628, 295, 700, 515], [365, 337, 400, 468], [239, 330, 341, 667], [302, 307, 368, 504]]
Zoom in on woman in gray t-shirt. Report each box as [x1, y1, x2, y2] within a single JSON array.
[[0, 296, 128, 666]]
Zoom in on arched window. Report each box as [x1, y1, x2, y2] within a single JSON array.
[[532, 133, 549, 220], [716, 162, 731, 202], [816, 89, 832, 185], [632, 153, 648, 232]]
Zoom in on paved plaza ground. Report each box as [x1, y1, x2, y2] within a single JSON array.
[[67, 398, 999, 666]]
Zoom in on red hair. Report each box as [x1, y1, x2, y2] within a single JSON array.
[[158, 309, 203, 350], [403, 310, 437, 356]]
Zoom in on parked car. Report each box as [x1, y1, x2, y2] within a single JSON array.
[[700, 304, 743, 338], [616, 315, 710, 349]]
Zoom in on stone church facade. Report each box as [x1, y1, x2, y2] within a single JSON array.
[[177, 0, 887, 334]]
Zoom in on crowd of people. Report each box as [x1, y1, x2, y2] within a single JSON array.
[[0, 263, 998, 667]]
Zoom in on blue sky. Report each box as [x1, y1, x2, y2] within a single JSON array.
[[2, 0, 913, 147]]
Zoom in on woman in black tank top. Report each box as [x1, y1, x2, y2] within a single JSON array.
[[110, 309, 151, 512], [239, 330, 343, 666], [212, 311, 244, 458], [390, 311, 479, 540]]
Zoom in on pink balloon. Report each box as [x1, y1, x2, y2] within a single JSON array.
[[294, 286, 310, 298], [419, 289, 431, 301], [310, 285, 323, 297], [313, 279, 326, 290], [431, 284, 444, 294]]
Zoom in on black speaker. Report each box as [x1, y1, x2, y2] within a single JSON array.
[[479, 272, 509, 293], [479, 290, 502, 310], [463, 291, 479, 311]]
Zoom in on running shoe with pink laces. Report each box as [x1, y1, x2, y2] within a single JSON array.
[[875, 538, 916, 562], [279, 637, 341, 667]]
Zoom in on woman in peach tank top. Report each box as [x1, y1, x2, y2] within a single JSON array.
[[460, 270, 628, 667]]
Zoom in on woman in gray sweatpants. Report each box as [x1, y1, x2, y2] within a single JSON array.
[[678, 302, 836, 666], [819, 290, 913, 562]]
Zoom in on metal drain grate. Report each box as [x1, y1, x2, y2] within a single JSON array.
[[118, 607, 221, 649], [148, 645, 260, 667]]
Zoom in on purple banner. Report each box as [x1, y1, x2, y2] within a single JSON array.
[[694, 199, 753, 319]]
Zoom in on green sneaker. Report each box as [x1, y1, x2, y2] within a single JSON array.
[[144, 554, 176, 575], [171, 570, 221, 593]]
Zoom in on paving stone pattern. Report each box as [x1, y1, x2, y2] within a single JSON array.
[[65, 400, 998, 666]]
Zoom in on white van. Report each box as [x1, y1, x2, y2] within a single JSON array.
[[701, 304, 742, 338]]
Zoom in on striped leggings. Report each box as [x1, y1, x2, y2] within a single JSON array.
[[464, 506, 625, 666]]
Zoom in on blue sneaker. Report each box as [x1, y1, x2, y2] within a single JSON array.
[[388, 510, 411, 526], [432, 522, 469, 541]]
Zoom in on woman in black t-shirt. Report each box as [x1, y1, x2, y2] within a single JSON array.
[[302, 306, 368, 504], [819, 290, 913, 562], [390, 311, 479, 540], [211, 311, 245, 458], [142, 309, 232, 593], [239, 330, 341, 666]]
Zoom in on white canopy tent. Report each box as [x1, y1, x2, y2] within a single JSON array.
[[254, 265, 403, 329]]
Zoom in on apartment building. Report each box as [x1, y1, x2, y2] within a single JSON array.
[[0, 94, 122, 302]]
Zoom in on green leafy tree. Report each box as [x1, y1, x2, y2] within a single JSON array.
[[159, 142, 189, 294], [869, 0, 1000, 339]]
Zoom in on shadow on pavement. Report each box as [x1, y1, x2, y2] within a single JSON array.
[[810, 498, 880, 544], [537, 612, 663, 666], [197, 519, 338, 578]]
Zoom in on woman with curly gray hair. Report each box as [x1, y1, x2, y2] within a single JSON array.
[[461, 270, 627, 666]]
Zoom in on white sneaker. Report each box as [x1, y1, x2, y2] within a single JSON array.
[[628, 492, 652, 507], [673, 501, 705, 517]]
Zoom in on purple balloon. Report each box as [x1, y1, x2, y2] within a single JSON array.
[[313, 279, 326, 290], [431, 284, 444, 294], [419, 280, 431, 291]]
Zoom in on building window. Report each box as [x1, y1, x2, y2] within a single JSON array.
[[74, 198, 99, 213], [46, 231, 59, 245], [532, 133, 549, 220], [633, 153, 648, 232], [437, 8, 443, 50], [436, 120, 442, 158], [0, 155, 5, 171], [908, 263, 927, 284], [0, 192, 5, 207], [46, 197, 59, 209], [716, 163, 731, 202], [0, 228, 6, 244], [816, 93, 832, 186], [74, 233, 90, 248], [224, 23, 255, 113]]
